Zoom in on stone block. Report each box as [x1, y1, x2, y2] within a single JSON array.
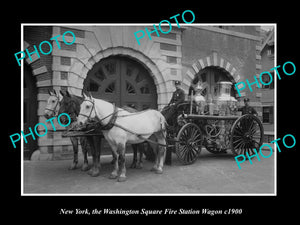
[[82, 30, 102, 56], [206, 56, 211, 66], [75, 44, 92, 65], [110, 26, 124, 47], [122, 26, 140, 49], [93, 26, 113, 50], [33, 66, 47, 76], [198, 58, 205, 69], [192, 62, 199, 74]]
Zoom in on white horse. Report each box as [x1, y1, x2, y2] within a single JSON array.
[[77, 94, 167, 182], [44, 89, 62, 119]]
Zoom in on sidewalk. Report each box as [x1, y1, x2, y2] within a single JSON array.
[[23, 149, 275, 195]]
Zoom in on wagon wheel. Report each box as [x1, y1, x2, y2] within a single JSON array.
[[230, 114, 264, 156], [175, 123, 203, 165]]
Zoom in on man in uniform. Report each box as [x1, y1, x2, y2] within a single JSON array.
[[162, 81, 185, 165], [238, 98, 258, 116], [162, 81, 185, 124]]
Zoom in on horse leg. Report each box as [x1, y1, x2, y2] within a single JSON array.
[[148, 137, 159, 172], [92, 136, 101, 177], [86, 136, 100, 177], [130, 144, 138, 168], [136, 143, 144, 169], [117, 143, 127, 182], [69, 137, 78, 170], [79, 137, 89, 171], [108, 144, 119, 179], [156, 132, 167, 174]]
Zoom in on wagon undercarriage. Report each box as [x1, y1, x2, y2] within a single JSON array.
[[168, 113, 264, 165]]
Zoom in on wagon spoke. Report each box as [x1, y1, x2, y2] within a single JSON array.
[[250, 139, 261, 149], [233, 138, 243, 145], [248, 123, 259, 136], [175, 123, 202, 165], [249, 148, 255, 155], [188, 127, 196, 139], [178, 145, 188, 159], [246, 147, 252, 156], [193, 139, 202, 144], [191, 132, 202, 142], [233, 125, 243, 135]]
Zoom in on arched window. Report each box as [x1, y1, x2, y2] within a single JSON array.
[[191, 66, 236, 101]]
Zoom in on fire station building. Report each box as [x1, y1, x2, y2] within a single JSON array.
[[23, 25, 265, 160]]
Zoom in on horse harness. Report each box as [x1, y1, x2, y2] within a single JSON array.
[[78, 99, 168, 147], [79, 99, 119, 131]]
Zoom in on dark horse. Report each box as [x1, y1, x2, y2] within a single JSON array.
[[58, 90, 102, 177], [44, 90, 92, 172]]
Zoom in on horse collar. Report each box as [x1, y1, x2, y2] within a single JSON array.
[[99, 103, 118, 130]]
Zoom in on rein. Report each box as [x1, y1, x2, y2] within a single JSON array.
[[79, 99, 168, 146], [79, 99, 119, 131], [113, 123, 168, 147], [117, 109, 152, 118]]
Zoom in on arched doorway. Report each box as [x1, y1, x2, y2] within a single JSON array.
[[83, 55, 158, 110], [24, 63, 38, 159], [193, 66, 236, 100]]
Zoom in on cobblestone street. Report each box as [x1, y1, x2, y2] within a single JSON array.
[[23, 149, 275, 195]]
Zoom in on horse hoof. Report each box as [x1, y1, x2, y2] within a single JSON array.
[[155, 169, 163, 174], [109, 173, 118, 179], [87, 169, 92, 175], [150, 167, 157, 172], [117, 176, 127, 182], [88, 168, 100, 177], [69, 163, 77, 170], [81, 164, 89, 171], [90, 171, 100, 177], [136, 164, 143, 169], [129, 163, 136, 169]]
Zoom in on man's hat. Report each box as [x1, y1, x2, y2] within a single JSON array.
[[244, 98, 250, 102], [174, 80, 181, 85]]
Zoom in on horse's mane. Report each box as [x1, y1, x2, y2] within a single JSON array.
[[70, 95, 84, 116], [60, 93, 84, 117]]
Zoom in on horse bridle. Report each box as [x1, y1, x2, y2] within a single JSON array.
[[79, 99, 118, 130], [45, 95, 59, 116], [79, 99, 96, 121]]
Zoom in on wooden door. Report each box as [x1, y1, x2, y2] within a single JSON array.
[[84, 56, 157, 110]]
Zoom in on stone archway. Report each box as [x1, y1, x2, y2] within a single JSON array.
[[83, 55, 158, 110], [68, 47, 167, 109], [184, 52, 241, 87]]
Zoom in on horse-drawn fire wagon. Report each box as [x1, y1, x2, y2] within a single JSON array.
[[52, 81, 263, 180], [44, 78, 264, 182], [165, 81, 264, 165]]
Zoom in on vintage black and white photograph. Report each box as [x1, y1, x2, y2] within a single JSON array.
[[21, 24, 276, 195]]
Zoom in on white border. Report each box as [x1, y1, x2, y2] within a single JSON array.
[[21, 23, 277, 196]]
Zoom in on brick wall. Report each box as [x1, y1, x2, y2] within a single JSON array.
[[181, 26, 262, 117]]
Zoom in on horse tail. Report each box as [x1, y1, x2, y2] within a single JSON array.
[[159, 113, 167, 138]]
